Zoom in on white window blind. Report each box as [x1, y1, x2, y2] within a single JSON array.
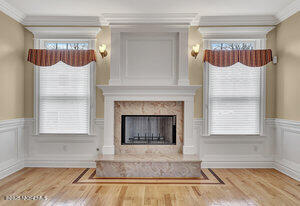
[[208, 63, 261, 135], [39, 62, 90, 134]]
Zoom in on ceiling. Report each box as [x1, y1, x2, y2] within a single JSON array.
[[4, 0, 295, 16]]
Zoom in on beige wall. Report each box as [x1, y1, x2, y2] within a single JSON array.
[[0, 11, 25, 121], [275, 12, 300, 121]]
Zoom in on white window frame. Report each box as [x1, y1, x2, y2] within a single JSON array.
[[203, 39, 266, 136], [33, 39, 96, 135]]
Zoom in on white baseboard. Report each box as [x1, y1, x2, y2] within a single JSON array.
[[274, 162, 300, 181], [25, 160, 96, 168], [0, 160, 24, 180], [202, 161, 274, 168]]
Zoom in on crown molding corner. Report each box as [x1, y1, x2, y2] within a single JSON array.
[[0, 0, 26, 23], [275, 0, 300, 23]]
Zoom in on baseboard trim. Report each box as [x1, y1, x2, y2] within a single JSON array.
[[25, 160, 96, 168], [274, 162, 300, 181], [0, 160, 24, 180], [202, 161, 274, 169]]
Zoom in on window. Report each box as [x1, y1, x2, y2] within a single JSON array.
[[204, 41, 264, 135], [35, 41, 95, 134]]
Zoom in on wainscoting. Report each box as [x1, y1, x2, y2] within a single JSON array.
[[0, 118, 299, 181], [0, 119, 25, 179]]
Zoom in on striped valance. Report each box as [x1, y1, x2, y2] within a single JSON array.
[[27, 49, 96, 67], [203, 49, 272, 67]]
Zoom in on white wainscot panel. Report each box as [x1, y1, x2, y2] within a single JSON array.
[[274, 120, 300, 181], [24, 118, 104, 168], [194, 118, 275, 168], [282, 130, 300, 164], [0, 119, 24, 179], [121, 33, 178, 85], [0, 129, 18, 170]]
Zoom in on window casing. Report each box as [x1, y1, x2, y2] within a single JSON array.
[[34, 40, 96, 135], [203, 39, 266, 136]]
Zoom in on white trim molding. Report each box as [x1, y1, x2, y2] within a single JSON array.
[[23, 16, 101, 26], [0, 0, 26, 23], [198, 26, 275, 39], [197, 15, 278, 26], [25, 27, 101, 39], [100, 13, 198, 26], [275, 0, 300, 23]]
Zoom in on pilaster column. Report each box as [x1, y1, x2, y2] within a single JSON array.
[[102, 96, 115, 154]]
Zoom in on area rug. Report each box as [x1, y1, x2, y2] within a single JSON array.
[[73, 168, 225, 185]]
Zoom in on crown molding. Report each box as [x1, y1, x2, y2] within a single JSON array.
[[197, 15, 278, 26], [198, 26, 275, 39], [100, 13, 199, 26], [23, 16, 102, 26], [25, 27, 101, 39], [0, 0, 25, 23], [275, 0, 300, 23]]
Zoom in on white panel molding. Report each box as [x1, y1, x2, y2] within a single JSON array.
[[198, 26, 275, 39], [0, 0, 26, 23], [109, 25, 189, 86], [192, 117, 300, 180], [275, 0, 300, 23], [22, 118, 104, 169], [1, 117, 299, 181], [25, 27, 101, 39], [23, 16, 101, 26], [197, 15, 278, 26], [0, 118, 25, 179]]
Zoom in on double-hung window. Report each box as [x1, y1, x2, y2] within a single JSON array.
[[204, 40, 265, 135], [35, 41, 95, 134]]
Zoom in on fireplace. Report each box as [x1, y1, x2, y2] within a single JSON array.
[[121, 115, 176, 145]]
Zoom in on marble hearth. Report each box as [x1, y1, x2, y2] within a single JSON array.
[[96, 154, 202, 177]]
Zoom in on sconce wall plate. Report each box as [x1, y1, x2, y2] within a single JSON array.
[[100, 50, 108, 58]]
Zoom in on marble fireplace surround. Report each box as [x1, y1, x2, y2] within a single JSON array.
[[97, 85, 201, 155]]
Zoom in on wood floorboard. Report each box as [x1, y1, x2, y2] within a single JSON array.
[[0, 168, 299, 206]]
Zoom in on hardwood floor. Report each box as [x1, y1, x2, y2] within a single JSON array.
[[0, 168, 299, 206]]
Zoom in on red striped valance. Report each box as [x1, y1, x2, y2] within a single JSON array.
[[27, 49, 96, 67], [203, 49, 272, 67]]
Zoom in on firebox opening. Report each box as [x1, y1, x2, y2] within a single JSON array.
[[121, 115, 176, 145]]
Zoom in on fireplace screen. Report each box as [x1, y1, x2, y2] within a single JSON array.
[[121, 115, 176, 145]]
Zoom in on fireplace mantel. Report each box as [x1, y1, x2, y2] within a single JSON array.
[[97, 84, 201, 155], [97, 85, 201, 96]]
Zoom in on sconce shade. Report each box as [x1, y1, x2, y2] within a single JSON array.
[[99, 44, 108, 58], [191, 44, 200, 59]]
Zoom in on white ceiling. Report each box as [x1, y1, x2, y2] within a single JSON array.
[[4, 0, 295, 16]]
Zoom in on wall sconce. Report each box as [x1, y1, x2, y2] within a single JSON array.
[[191, 44, 200, 59], [99, 44, 108, 58]]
